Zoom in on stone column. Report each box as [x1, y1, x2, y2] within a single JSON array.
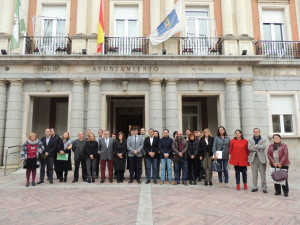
[[165, 0, 174, 17], [0, 80, 7, 165], [221, 0, 234, 35], [240, 78, 255, 139], [90, 0, 101, 35], [224, 78, 240, 138], [4, 79, 23, 166], [87, 79, 101, 134], [76, 0, 88, 35], [70, 78, 85, 139], [235, 0, 248, 36], [149, 0, 162, 54], [0, 0, 15, 35], [165, 78, 179, 135], [149, 78, 163, 133]]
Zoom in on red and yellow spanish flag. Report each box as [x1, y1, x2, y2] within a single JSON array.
[[97, 0, 104, 53]]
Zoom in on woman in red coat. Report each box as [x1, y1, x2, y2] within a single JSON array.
[[229, 129, 250, 190]]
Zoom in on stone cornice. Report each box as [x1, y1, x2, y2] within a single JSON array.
[[0, 55, 264, 66]]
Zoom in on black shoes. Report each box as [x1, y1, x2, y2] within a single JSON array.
[[153, 180, 157, 184], [50, 181, 53, 184], [251, 189, 258, 192], [32, 182, 36, 186], [189, 180, 193, 185], [72, 180, 78, 183], [137, 180, 141, 184], [209, 181, 213, 186], [109, 179, 113, 183], [92, 178, 95, 183], [88, 179, 91, 183], [205, 181, 208, 186], [37, 181, 44, 185], [117, 180, 121, 183], [263, 190, 268, 194], [26, 182, 29, 187], [284, 193, 288, 197], [275, 192, 281, 195], [100, 180, 105, 183], [59, 179, 63, 183], [128, 180, 133, 184], [194, 180, 197, 185], [146, 180, 150, 184]]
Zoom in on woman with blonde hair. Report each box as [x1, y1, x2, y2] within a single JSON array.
[[20, 133, 45, 187], [57, 131, 73, 182], [85, 133, 99, 183], [199, 129, 214, 186]]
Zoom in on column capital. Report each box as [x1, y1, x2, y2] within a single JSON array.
[[87, 78, 102, 85], [0, 79, 7, 86], [240, 78, 254, 86], [8, 79, 23, 86], [70, 77, 85, 85], [165, 78, 179, 85], [224, 78, 239, 86], [149, 78, 163, 85]]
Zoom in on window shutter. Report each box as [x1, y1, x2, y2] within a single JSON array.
[[271, 96, 294, 114]]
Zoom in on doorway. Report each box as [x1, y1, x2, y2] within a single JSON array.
[[107, 96, 145, 138]]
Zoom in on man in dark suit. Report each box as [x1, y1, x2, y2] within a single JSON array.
[[38, 128, 59, 184], [72, 131, 87, 183], [98, 130, 114, 183], [50, 128, 61, 180], [144, 128, 159, 184]]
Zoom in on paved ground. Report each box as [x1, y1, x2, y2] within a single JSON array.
[[0, 166, 299, 225]]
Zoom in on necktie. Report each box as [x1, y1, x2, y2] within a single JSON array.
[[106, 139, 108, 148], [134, 136, 137, 145]]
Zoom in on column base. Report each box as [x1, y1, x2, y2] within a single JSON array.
[[71, 35, 87, 54], [221, 35, 238, 55]]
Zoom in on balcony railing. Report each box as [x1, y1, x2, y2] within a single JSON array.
[[104, 37, 149, 55], [180, 37, 222, 56], [25, 36, 72, 55], [255, 40, 300, 59]]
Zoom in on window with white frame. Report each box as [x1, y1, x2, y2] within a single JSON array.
[[271, 96, 295, 134], [114, 6, 138, 37], [185, 7, 210, 37], [262, 9, 285, 41], [42, 5, 66, 36]]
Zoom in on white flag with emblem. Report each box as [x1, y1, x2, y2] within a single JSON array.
[[10, 0, 26, 51], [149, 0, 184, 45]]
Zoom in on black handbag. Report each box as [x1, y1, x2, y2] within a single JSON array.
[[211, 161, 223, 172], [39, 153, 47, 161], [23, 159, 27, 169], [272, 169, 288, 181]]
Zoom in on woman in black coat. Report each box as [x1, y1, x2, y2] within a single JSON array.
[[85, 133, 99, 183], [199, 129, 214, 186], [56, 132, 72, 182], [187, 133, 199, 185], [114, 132, 127, 183]]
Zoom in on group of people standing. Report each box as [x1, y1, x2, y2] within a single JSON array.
[[20, 126, 290, 197]]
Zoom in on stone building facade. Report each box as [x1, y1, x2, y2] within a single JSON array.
[[0, 0, 300, 166]]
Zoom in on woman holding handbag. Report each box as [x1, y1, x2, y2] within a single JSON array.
[[56, 132, 72, 182], [267, 134, 290, 197], [212, 126, 231, 188], [85, 133, 99, 183], [113, 132, 127, 183], [229, 129, 250, 190], [20, 133, 45, 187]]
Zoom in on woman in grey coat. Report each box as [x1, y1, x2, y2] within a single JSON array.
[[212, 126, 231, 188]]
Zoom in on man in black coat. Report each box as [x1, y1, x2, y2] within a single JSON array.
[[144, 128, 159, 184], [50, 128, 61, 180], [38, 128, 59, 184], [72, 131, 87, 182]]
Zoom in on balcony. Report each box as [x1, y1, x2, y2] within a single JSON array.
[[180, 37, 222, 56], [255, 40, 300, 59], [104, 37, 149, 55], [25, 36, 72, 55]]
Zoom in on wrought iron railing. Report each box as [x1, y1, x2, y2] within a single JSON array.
[[180, 37, 222, 56], [25, 36, 72, 55], [104, 37, 149, 55], [255, 40, 300, 59]]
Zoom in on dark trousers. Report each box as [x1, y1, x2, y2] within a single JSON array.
[[174, 160, 188, 183], [86, 158, 97, 179], [188, 158, 198, 180], [40, 157, 54, 182], [95, 155, 100, 177], [274, 166, 289, 194], [57, 170, 68, 180], [74, 157, 87, 181], [116, 170, 125, 181], [129, 156, 142, 181], [234, 166, 247, 184]]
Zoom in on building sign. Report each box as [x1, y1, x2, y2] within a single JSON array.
[[36, 66, 60, 73], [92, 65, 159, 73]]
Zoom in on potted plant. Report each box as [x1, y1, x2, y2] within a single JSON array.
[[182, 48, 194, 55]]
